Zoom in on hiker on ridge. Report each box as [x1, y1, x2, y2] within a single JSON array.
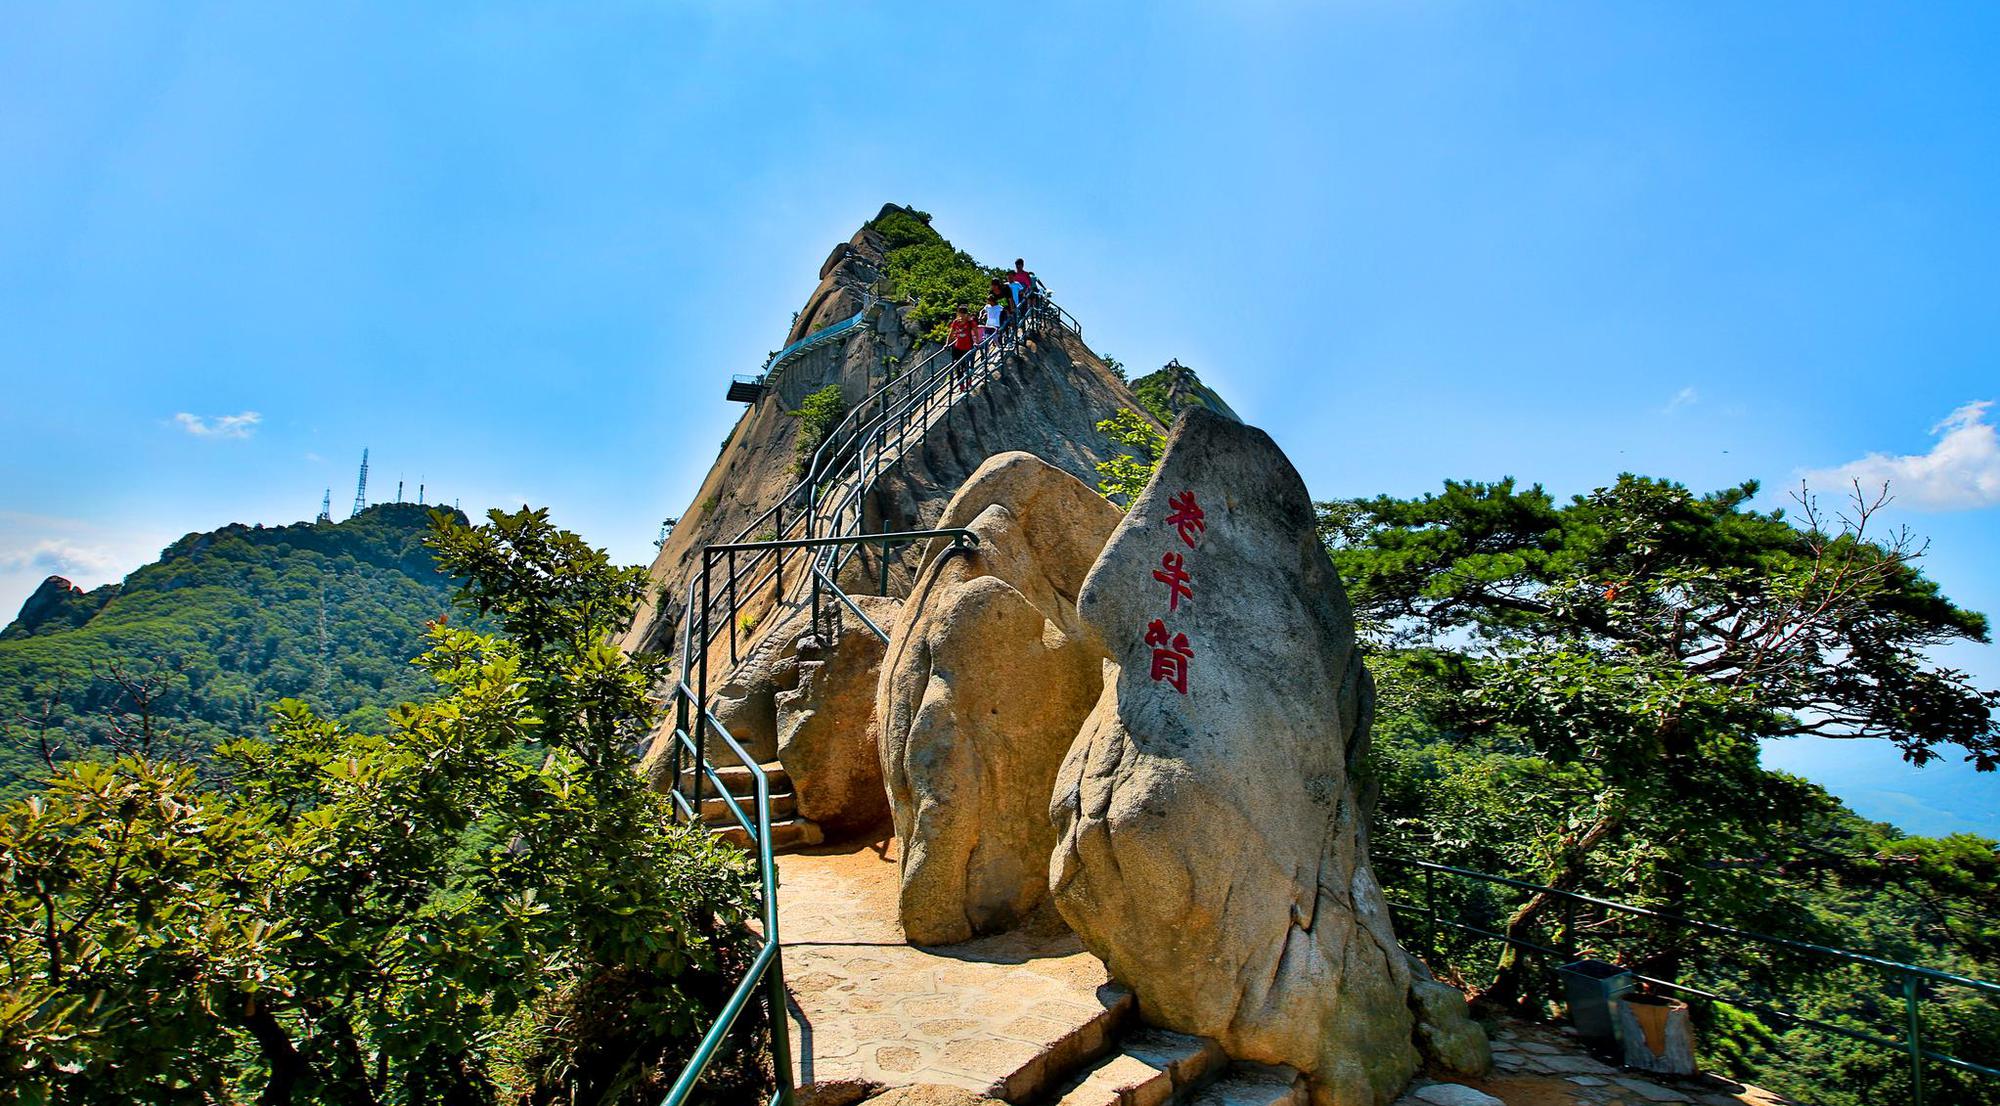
[[948, 306, 979, 374], [982, 295, 1004, 345], [1008, 259, 1034, 309]]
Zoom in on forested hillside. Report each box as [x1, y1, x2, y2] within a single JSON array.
[[0, 503, 465, 792]]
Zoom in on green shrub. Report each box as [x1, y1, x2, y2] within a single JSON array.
[[1094, 408, 1166, 508], [790, 384, 848, 471]]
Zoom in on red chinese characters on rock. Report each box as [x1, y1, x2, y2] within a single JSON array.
[[1140, 491, 1206, 696], [1166, 490, 1206, 549], [1145, 618, 1194, 694], [1152, 552, 1192, 612]]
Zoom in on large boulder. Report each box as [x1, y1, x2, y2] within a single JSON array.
[[700, 602, 814, 768], [1049, 408, 1466, 1106], [876, 452, 1122, 946], [776, 593, 901, 838]]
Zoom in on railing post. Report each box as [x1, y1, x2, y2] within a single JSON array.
[[1559, 895, 1576, 962], [768, 955, 795, 1105], [727, 549, 738, 665], [773, 504, 784, 596], [670, 685, 687, 820], [880, 540, 892, 596], [1904, 974, 1926, 1106], [694, 554, 711, 813], [1424, 863, 1439, 946]]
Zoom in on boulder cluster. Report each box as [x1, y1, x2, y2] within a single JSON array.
[[667, 409, 1488, 1106]]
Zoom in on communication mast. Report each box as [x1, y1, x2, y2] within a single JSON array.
[[351, 449, 370, 518], [396, 479, 404, 503], [317, 490, 332, 524]]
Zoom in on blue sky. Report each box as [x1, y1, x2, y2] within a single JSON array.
[[2, 3, 1997, 833]]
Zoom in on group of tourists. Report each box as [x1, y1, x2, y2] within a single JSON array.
[[947, 258, 1037, 370]]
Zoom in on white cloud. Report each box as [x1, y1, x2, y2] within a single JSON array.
[[0, 537, 129, 580], [173, 410, 262, 439], [1802, 400, 2000, 511], [1663, 386, 1699, 414], [0, 513, 170, 617]]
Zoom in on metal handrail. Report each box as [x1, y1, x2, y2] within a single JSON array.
[[690, 299, 1024, 615], [761, 309, 867, 382], [1379, 854, 2000, 1105], [660, 288, 1075, 1106], [680, 297, 1068, 666], [806, 301, 1049, 586], [659, 677, 790, 1106]]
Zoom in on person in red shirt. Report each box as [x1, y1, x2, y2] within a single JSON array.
[[948, 306, 978, 364]]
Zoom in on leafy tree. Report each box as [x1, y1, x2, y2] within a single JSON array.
[[0, 508, 762, 1105], [1093, 409, 1166, 509], [1326, 476, 1999, 1005]]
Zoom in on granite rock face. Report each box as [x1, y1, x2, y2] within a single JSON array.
[[776, 593, 901, 838], [876, 453, 1122, 946], [1049, 408, 1432, 1106]]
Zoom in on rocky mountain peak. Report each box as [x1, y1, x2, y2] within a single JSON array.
[[2, 575, 116, 640], [622, 206, 1158, 655]]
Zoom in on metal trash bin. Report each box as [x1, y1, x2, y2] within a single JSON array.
[[1556, 959, 1634, 1041]]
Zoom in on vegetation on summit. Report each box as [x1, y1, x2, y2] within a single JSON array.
[[1128, 360, 1235, 426], [868, 207, 1002, 342]]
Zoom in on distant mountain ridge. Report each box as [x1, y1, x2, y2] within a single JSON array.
[[0, 503, 465, 791]]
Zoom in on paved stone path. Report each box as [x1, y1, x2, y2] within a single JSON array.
[[770, 840, 1799, 1106], [1392, 1018, 1795, 1106], [778, 836, 1130, 1101]]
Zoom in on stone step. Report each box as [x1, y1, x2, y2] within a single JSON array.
[[699, 789, 797, 826], [1049, 1028, 1228, 1106], [713, 817, 823, 853], [677, 760, 793, 797], [990, 983, 1137, 1103], [1180, 1064, 1307, 1106]]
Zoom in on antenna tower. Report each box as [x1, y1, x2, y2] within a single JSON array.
[[418, 481, 425, 505], [317, 490, 332, 524], [351, 449, 370, 518], [396, 479, 404, 503]]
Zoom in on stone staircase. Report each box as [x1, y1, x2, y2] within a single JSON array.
[[1038, 1027, 1306, 1106], [677, 761, 825, 851]]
